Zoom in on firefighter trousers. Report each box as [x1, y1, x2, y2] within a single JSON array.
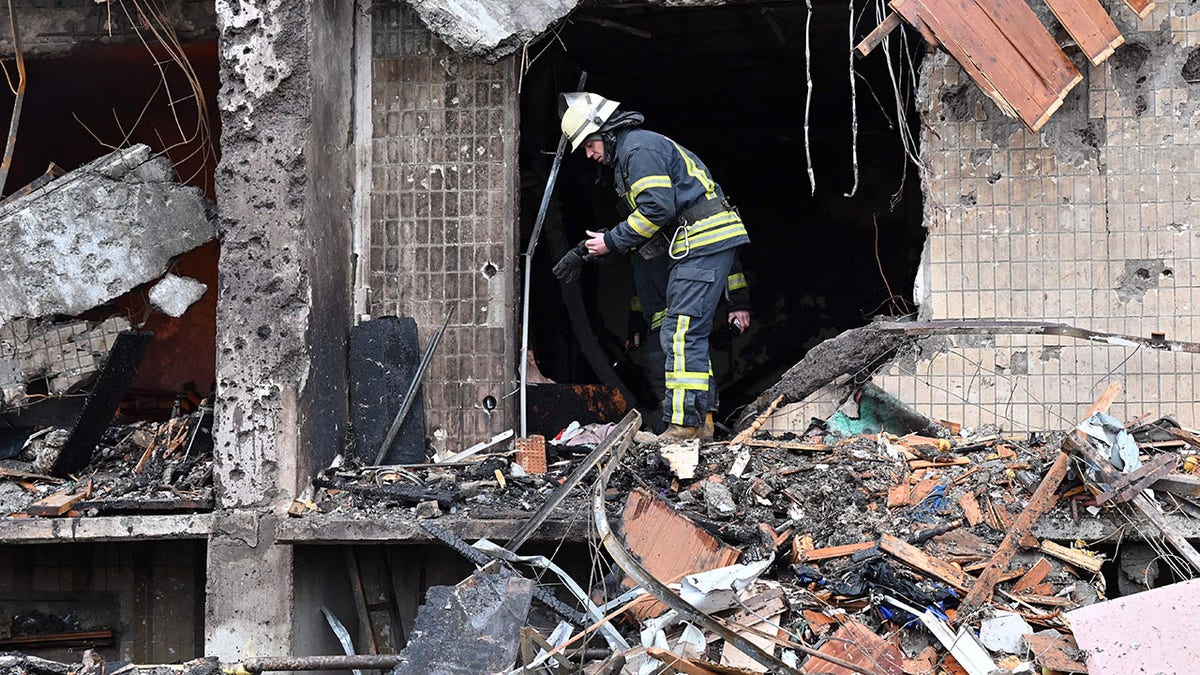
[[659, 247, 736, 428]]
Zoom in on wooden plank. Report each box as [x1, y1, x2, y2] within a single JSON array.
[[1168, 426, 1200, 448], [879, 534, 971, 592], [904, 0, 1059, 129], [1121, 0, 1156, 20], [1039, 540, 1104, 574], [958, 491, 983, 527], [1093, 453, 1177, 505], [795, 541, 875, 563], [958, 451, 1070, 613], [802, 619, 904, 675], [856, 13, 903, 57], [971, 0, 1083, 98], [1150, 473, 1200, 498], [1011, 557, 1053, 593], [27, 490, 84, 517], [1045, 0, 1123, 65], [1023, 632, 1087, 672], [909, 457, 970, 469]]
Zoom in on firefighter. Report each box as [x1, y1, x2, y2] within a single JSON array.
[[628, 253, 751, 433], [553, 92, 750, 441]]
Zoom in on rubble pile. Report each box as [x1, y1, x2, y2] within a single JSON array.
[[275, 382, 1200, 674], [0, 404, 214, 518]]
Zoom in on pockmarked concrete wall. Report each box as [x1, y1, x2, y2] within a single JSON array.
[[368, 2, 518, 453], [873, 0, 1200, 430], [209, 0, 353, 660]]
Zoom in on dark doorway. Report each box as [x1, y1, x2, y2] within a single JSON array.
[[520, 1, 925, 425]]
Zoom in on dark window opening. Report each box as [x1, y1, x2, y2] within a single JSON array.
[[520, 2, 925, 424]]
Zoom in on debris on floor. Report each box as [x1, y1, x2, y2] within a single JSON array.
[[267, 375, 1200, 674], [0, 400, 214, 517]]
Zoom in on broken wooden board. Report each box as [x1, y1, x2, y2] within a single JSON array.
[[1044, 0, 1124, 65], [1093, 452, 1177, 505], [1022, 632, 1087, 673], [891, 0, 1082, 131], [1039, 540, 1104, 573], [958, 491, 984, 526], [879, 534, 971, 592], [802, 619, 904, 675], [1149, 473, 1200, 497], [1120, 0, 1155, 20], [1011, 557, 1053, 593], [855, 13, 902, 57], [27, 489, 84, 517], [794, 541, 875, 563]]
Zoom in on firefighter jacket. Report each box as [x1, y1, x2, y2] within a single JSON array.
[[601, 128, 750, 259]]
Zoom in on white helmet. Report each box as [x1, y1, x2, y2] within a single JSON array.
[[559, 92, 620, 151]]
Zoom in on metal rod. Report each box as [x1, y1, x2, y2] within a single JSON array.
[[375, 307, 453, 465], [237, 655, 403, 673], [520, 71, 588, 438]]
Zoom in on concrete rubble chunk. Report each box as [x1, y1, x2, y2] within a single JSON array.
[[407, 0, 580, 60], [390, 570, 534, 675], [148, 274, 209, 318], [0, 144, 216, 320]]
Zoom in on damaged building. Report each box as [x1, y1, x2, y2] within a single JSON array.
[[0, 0, 1198, 672]]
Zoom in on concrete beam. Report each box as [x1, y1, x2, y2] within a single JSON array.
[[0, 513, 213, 543], [1033, 510, 1200, 541], [274, 512, 590, 544], [0, 0, 217, 57]]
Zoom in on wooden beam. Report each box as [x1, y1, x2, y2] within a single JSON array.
[[855, 13, 902, 57], [1011, 557, 1052, 593], [26, 490, 84, 517], [795, 541, 876, 563]]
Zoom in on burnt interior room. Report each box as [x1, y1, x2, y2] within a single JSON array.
[[0, 37, 220, 421], [520, 1, 927, 426]]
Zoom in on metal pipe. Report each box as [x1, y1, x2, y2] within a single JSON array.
[[519, 71, 588, 438]]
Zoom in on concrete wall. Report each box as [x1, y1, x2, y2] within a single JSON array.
[[208, 0, 354, 660], [367, 1, 519, 452], [866, 0, 1200, 431]]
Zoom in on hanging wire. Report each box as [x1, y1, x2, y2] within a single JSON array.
[[844, 0, 859, 197], [803, 0, 816, 194]]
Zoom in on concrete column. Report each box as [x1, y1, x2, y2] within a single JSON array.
[[208, 0, 355, 658]]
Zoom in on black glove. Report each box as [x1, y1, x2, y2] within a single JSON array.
[[553, 240, 592, 283]]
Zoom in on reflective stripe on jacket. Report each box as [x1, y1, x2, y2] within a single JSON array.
[[602, 128, 749, 258]]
